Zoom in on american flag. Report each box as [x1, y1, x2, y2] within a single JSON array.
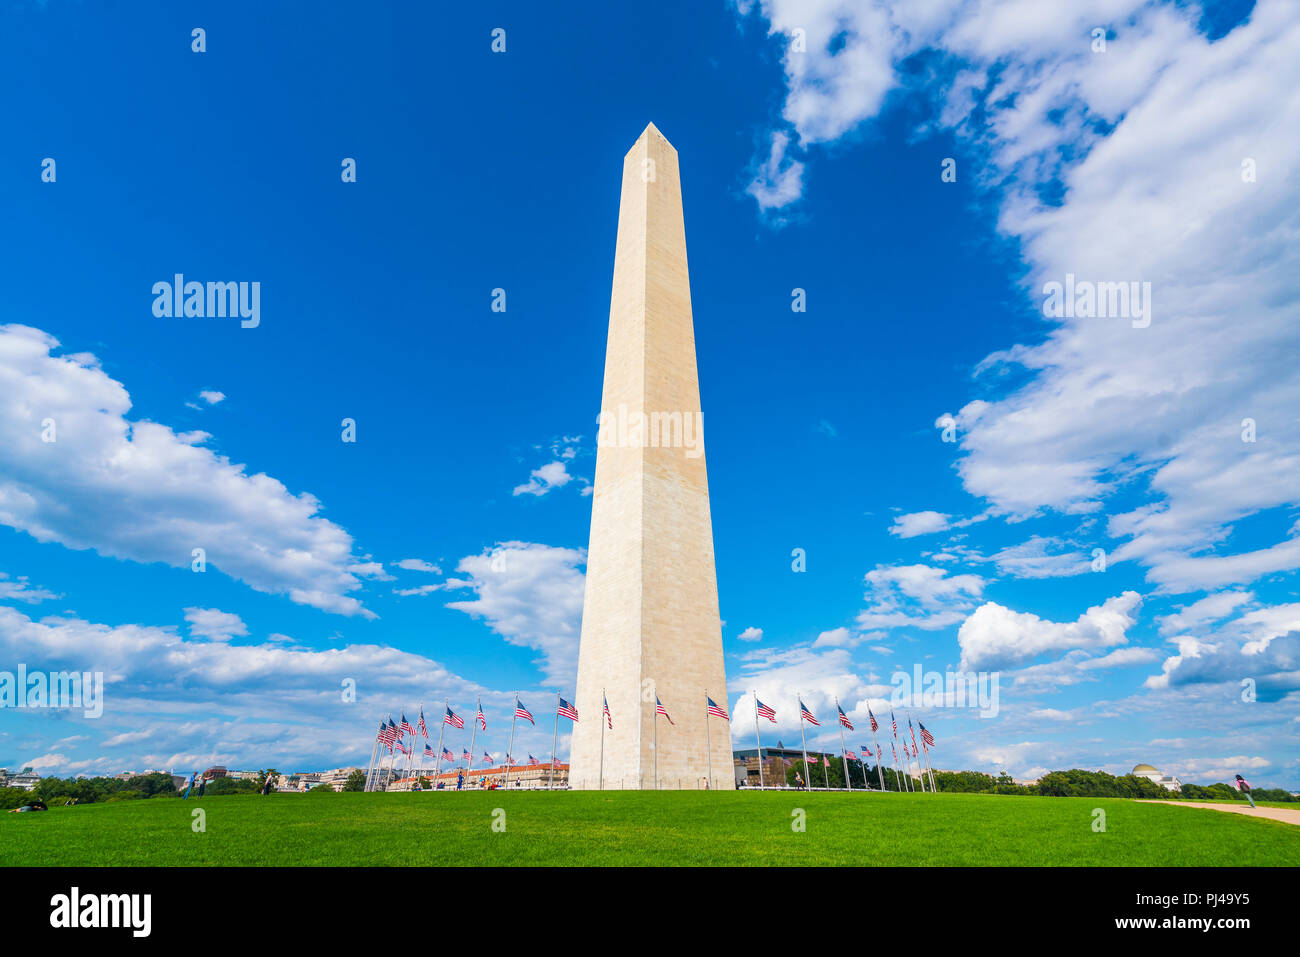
[[557, 698, 579, 721], [756, 698, 776, 722], [920, 723, 935, 748], [444, 706, 465, 729], [603, 695, 613, 729], [441, 747, 455, 762], [655, 696, 674, 725], [861, 746, 871, 761], [707, 697, 729, 720], [868, 705, 879, 733], [504, 754, 516, 766], [877, 745, 883, 760], [482, 752, 495, 766], [378, 721, 395, 746], [399, 713, 414, 737], [527, 754, 541, 766], [837, 705, 854, 731], [822, 755, 831, 767], [515, 699, 535, 725], [424, 742, 435, 757], [417, 708, 428, 738], [799, 700, 820, 726], [844, 750, 856, 761], [890, 709, 898, 736], [384, 718, 400, 747], [909, 718, 920, 755], [462, 748, 472, 762], [475, 705, 487, 731], [891, 742, 898, 762], [395, 738, 410, 756]]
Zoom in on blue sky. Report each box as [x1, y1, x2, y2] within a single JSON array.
[[2, 0, 1296, 788]]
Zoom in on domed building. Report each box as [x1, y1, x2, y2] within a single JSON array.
[[1132, 763, 1181, 791]]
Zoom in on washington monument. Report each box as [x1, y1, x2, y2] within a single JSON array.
[[570, 124, 732, 790]]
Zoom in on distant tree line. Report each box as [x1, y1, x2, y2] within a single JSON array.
[[778, 763, 1296, 801], [0, 767, 369, 808]]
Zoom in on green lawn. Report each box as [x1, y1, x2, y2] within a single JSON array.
[[3, 790, 1296, 866]]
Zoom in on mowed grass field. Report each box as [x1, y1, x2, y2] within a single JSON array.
[[3, 790, 1297, 866]]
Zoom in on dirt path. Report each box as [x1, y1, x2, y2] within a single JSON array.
[[1143, 800, 1300, 826]]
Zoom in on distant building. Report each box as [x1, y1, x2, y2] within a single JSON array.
[[385, 763, 568, 791], [733, 747, 840, 788], [1132, 763, 1181, 791], [204, 766, 228, 779], [0, 768, 40, 791], [318, 767, 363, 791]]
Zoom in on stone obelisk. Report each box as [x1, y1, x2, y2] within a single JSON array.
[[570, 123, 732, 791]]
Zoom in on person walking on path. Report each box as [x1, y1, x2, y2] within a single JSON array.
[[1235, 774, 1256, 808]]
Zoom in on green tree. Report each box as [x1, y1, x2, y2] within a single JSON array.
[[342, 770, 367, 792]]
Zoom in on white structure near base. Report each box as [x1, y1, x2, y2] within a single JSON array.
[[1132, 763, 1181, 790]]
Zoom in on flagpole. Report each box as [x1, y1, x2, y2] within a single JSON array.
[[890, 741, 902, 791], [753, 691, 765, 790], [907, 712, 925, 792], [704, 690, 712, 791], [650, 696, 660, 790], [868, 712, 886, 791], [432, 700, 448, 786], [363, 728, 379, 792], [797, 693, 810, 790], [836, 697, 852, 793], [599, 688, 606, 791], [550, 692, 560, 790], [861, 753, 870, 789], [467, 697, 479, 788], [921, 738, 936, 792], [503, 694, 519, 790], [411, 701, 424, 787]]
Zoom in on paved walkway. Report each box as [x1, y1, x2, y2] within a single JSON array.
[[1143, 800, 1300, 826]]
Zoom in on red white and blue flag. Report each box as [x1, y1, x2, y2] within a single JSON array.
[[444, 706, 465, 729], [441, 747, 455, 762], [867, 705, 879, 733], [837, 705, 854, 731], [417, 708, 428, 738], [527, 754, 541, 766], [844, 750, 856, 761], [482, 752, 495, 766], [399, 713, 414, 737], [603, 695, 613, 729], [756, 698, 776, 722], [557, 698, 579, 721], [394, 739, 410, 756], [462, 748, 473, 762], [707, 697, 729, 720], [822, 755, 831, 767], [475, 705, 487, 731], [799, 700, 820, 726], [920, 723, 935, 748], [890, 709, 898, 736], [655, 696, 675, 725], [424, 742, 434, 757], [861, 746, 871, 761], [515, 699, 535, 725]]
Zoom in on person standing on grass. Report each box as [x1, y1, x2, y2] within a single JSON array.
[[197, 774, 207, 798], [794, 771, 804, 790], [182, 773, 195, 799], [1235, 774, 1256, 808]]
